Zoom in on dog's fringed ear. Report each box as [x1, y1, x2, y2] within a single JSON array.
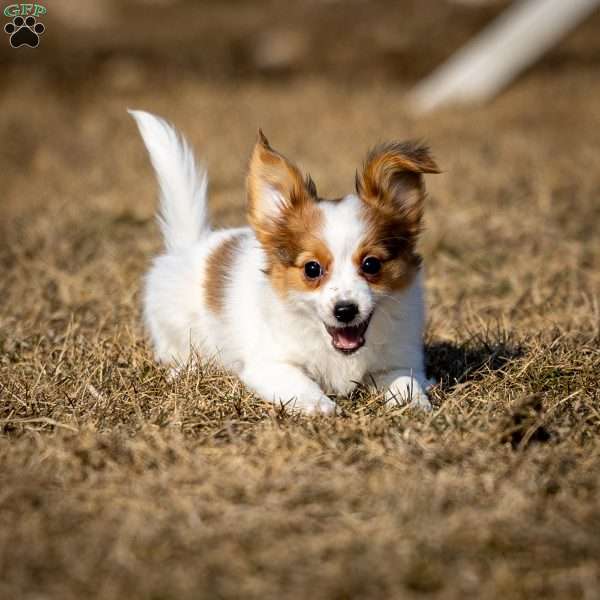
[[356, 141, 440, 233], [247, 130, 316, 234]]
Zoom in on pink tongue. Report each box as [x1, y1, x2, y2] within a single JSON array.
[[332, 327, 362, 349]]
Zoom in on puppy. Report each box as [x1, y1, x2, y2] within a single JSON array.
[[130, 111, 439, 414]]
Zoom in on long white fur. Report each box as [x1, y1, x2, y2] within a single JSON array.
[[131, 111, 432, 414], [128, 110, 209, 252]]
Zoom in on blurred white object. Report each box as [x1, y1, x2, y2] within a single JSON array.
[[410, 0, 600, 112], [253, 30, 308, 72]]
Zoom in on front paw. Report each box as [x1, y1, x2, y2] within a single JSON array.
[[287, 394, 337, 415], [385, 376, 432, 411]]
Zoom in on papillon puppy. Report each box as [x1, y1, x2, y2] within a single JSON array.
[[130, 110, 440, 414]]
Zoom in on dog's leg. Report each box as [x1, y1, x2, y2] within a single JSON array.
[[242, 363, 336, 415], [369, 369, 433, 411]]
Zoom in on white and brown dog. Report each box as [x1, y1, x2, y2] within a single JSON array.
[[131, 111, 439, 414]]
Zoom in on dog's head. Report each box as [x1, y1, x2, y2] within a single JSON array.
[[247, 132, 439, 354]]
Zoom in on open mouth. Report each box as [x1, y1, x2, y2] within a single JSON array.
[[325, 314, 372, 355]]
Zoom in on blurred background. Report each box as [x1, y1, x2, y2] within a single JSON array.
[[2, 0, 599, 214]]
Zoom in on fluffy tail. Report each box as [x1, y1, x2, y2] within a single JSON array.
[[129, 110, 210, 252]]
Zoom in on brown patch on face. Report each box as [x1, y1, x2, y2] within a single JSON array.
[[204, 234, 243, 313], [266, 201, 333, 296], [353, 203, 422, 292], [246, 131, 330, 296], [354, 140, 440, 291]]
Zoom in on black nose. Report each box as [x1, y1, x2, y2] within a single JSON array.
[[334, 302, 359, 323]]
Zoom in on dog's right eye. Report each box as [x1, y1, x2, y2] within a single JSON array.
[[304, 261, 322, 279]]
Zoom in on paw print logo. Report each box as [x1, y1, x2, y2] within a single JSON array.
[[4, 15, 45, 48]]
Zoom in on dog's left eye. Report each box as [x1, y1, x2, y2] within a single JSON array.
[[304, 261, 323, 279], [361, 256, 382, 275]]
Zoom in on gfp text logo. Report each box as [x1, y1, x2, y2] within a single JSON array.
[[4, 3, 46, 48]]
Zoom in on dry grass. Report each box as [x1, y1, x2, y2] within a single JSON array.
[[1, 4, 600, 598]]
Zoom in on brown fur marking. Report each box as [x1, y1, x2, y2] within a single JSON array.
[[356, 141, 440, 240], [247, 131, 317, 243], [205, 234, 243, 313], [353, 203, 422, 292], [247, 131, 328, 297], [268, 213, 333, 296], [354, 140, 439, 291]]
